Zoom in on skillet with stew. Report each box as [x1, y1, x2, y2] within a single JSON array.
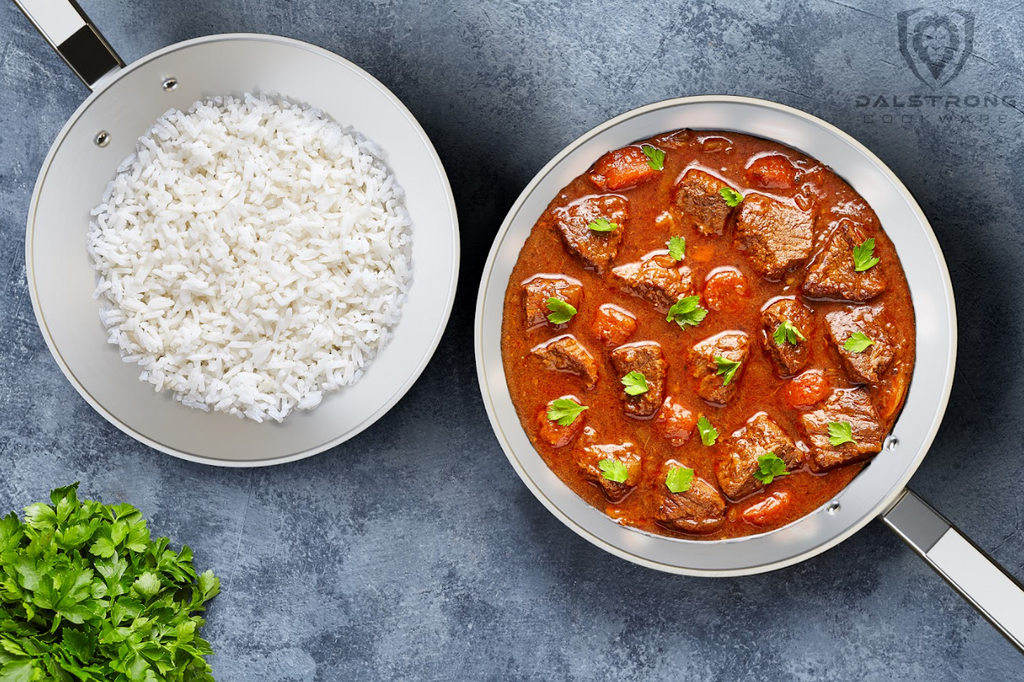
[[475, 96, 1024, 651]]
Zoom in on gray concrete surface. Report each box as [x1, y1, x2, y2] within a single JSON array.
[[2, 0, 1024, 679]]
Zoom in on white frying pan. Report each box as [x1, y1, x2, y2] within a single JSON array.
[[14, 1, 459, 465], [474, 96, 1024, 652]]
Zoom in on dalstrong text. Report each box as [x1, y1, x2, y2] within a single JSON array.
[[855, 94, 1016, 108]]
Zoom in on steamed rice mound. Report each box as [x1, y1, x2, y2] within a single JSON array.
[[87, 94, 412, 423]]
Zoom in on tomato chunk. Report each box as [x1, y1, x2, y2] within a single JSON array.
[[536, 397, 586, 448], [654, 398, 698, 446], [703, 268, 750, 313], [588, 145, 660, 191], [741, 491, 792, 526], [746, 154, 798, 189], [591, 304, 637, 346], [783, 369, 831, 409]]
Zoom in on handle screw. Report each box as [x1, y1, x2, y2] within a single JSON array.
[[162, 77, 178, 92], [827, 501, 840, 514], [94, 131, 110, 147]]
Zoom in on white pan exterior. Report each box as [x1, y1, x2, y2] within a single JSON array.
[[474, 96, 956, 576], [27, 34, 459, 466]]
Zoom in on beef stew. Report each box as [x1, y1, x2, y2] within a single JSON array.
[[500, 130, 915, 540]]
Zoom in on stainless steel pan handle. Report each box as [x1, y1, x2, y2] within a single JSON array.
[[883, 489, 1024, 652], [12, 0, 124, 88]]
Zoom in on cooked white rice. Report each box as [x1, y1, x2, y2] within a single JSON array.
[[87, 93, 412, 423]]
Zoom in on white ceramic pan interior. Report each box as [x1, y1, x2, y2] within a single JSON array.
[[18, 3, 459, 465], [475, 96, 1024, 650]]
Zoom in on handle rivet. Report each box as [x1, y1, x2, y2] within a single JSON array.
[[886, 437, 899, 450], [94, 131, 110, 147], [827, 501, 840, 514], [162, 77, 178, 92]]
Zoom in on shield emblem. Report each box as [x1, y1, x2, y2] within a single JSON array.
[[898, 9, 974, 88]]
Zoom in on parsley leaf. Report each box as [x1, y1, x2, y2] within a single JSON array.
[[0, 484, 220, 680], [666, 295, 708, 328], [752, 452, 791, 484], [714, 356, 741, 386], [665, 466, 695, 493], [828, 421, 856, 447], [588, 218, 618, 232], [641, 144, 666, 171], [772, 320, 806, 346], [843, 331, 875, 353], [719, 187, 744, 207], [853, 237, 880, 271], [547, 398, 588, 426], [696, 415, 718, 446], [667, 235, 686, 261], [621, 371, 649, 396], [599, 458, 630, 483], [545, 297, 577, 324]]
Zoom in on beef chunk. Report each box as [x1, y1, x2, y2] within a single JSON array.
[[522, 276, 583, 328], [800, 388, 885, 472], [691, 332, 750, 404], [733, 194, 813, 280], [591, 304, 637, 346], [578, 442, 642, 502], [611, 254, 694, 313], [674, 168, 737, 236], [804, 220, 887, 301], [549, 195, 628, 271], [745, 154, 798, 189], [716, 413, 801, 500], [825, 306, 895, 385], [654, 397, 697, 446], [531, 335, 599, 388], [762, 298, 814, 376], [536, 396, 587, 448], [656, 470, 726, 534], [610, 342, 667, 418], [588, 145, 660, 191]]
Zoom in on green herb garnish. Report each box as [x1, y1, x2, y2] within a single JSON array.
[[545, 297, 577, 324], [666, 295, 708, 329], [641, 144, 666, 171], [843, 331, 875, 353], [853, 237, 880, 272], [714, 356, 741, 386], [828, 421, 856, 447], [546, 398, 588, 426], [588, 218, 618, 232], [752, 452, 790, 484], [665, 466, 695, 493], [719, 187, 744, 207], [0, 484, 220, 681], [667, 235, 686, 261], [696, 415, 718, 446], [599, 458, 630, 483], [621, 371, 649, 396], [773, 320, 806, 346]]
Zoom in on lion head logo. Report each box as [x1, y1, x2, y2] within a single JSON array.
[[898, 9, 974, 87]]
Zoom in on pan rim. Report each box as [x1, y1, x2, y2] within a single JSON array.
[[474, 95, 957, 575], [25, 32, 460, 467]]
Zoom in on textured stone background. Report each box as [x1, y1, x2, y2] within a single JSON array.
[[2, 0, 1024, 679]]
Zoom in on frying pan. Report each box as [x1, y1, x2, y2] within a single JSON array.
[[14, 1, 459, 465], [474, 96, 1024, 652]]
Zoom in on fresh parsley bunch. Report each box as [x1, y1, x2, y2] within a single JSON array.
[[0, 484, 220, 682]]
